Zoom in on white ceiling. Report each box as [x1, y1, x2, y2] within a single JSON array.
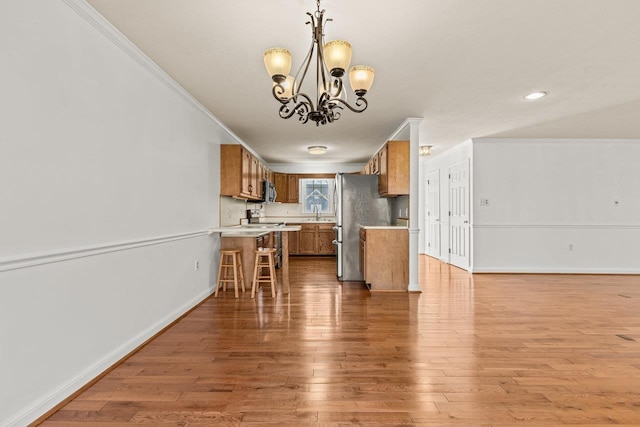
[[85, 0, 640, 164]]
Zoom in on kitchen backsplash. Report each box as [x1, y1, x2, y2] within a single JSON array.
[[220, 196, 247, 226], [263, 202, 304, 217], [219, 196, 406, 225], [391, 195, 410, 223]]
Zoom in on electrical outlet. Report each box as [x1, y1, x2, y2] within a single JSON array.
[[568, 244, 573, 251], [194, 260, 199, 271], [480, 199, 489, 206]]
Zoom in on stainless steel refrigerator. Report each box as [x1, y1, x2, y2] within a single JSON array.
[[333, 173, 392, 281]]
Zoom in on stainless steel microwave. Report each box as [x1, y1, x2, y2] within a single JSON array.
[[262, 179, 277, 203]]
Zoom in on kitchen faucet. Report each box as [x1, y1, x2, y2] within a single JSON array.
[[313, 205, 320, 221]]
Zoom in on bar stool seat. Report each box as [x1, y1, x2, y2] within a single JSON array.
[[251, 248, 277, 298], [215, 249, 245, 298]]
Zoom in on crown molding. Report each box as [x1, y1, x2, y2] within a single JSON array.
[[60, 0, 245, 147]]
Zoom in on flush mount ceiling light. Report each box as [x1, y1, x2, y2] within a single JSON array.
[[263, 0, 375, 126], [307, 145, 328, 155], [524, 91, 547, 100], [419, 145, 432, 156]]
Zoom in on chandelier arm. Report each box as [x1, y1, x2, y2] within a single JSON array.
[[327, 96, 368, 114], [315, 17, 334, 99], [293, 16, 317, 99], [279, 99, 311, 122], [272, 83, 288, 103], [327, 76, 343, 99], [277, 91, 315, 119]]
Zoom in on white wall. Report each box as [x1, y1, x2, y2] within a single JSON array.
[[0, 1, 236, 424], [421, 138, 640, 273], [473, 138, 640, 273]]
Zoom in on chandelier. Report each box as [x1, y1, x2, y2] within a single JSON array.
[[263, 0, 375, 126]]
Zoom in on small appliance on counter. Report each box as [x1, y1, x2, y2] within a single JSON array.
[[246, 209, 260, 224]]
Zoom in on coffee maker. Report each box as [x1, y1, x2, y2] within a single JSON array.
[[246, 209, 260, 224]]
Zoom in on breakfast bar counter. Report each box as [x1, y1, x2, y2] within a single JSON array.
[[208, 225, 301, 294]]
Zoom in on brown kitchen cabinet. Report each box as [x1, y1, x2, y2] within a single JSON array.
[[317, 224, 335, 253], [288, 227, 300, 254], [359, 140, 409, 197], [272, 173, 299, 203], [299, 224, 316, 254], [274, 173, 287, 202], [360, 227, 408, 291], [378, 140, 409, 196], [293, 223, 335, 255], [220, 144, 271, 201], [287, 174, 299, 203]]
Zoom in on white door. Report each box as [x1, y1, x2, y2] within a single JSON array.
[[449, 159, 470, 270], [426, 170, 440, 258]]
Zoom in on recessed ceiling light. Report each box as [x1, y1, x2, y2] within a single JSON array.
[[524, 91, 547, 100], [307, 145, 327, 155]]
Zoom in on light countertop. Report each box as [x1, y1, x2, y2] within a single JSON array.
[[208, 224, 302, 236], [359, 225, 408, 230], [254, 217, 336, 224]]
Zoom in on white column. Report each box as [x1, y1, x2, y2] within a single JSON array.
[[387, 118, 423, 292], [407, 119, 422, 292]]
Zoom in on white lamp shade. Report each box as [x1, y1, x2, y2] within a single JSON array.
[[349, 65, 375, 94], [264, 48, 292, 80], [323, 40, 352, 75], [273, 75, 296, 99]]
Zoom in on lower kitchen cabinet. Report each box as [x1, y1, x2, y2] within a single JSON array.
[[360, 227, 408, 291], [292, 223, 335, 255], [288, 229, 300, 254], [299, 226, 316, 254]]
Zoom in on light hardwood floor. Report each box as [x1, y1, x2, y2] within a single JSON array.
[[39, 256, 640, 426]]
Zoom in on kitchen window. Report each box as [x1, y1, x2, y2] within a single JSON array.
[[300, 178, 334, 214]]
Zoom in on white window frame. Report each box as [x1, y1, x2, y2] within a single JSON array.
[[299, 178, 335, 214]]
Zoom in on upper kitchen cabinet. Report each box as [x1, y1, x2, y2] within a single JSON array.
[[220, 144, 271, 201], [273, 172, 299, 203], [274, 173, 288, 202], [287, 174, 299, 203], [379, 140, 409, 196], [360, 140, 409, 197]]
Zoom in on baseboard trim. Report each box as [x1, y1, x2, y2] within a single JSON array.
[[472, 267, 640, 274], [7, 289, 214, 427]]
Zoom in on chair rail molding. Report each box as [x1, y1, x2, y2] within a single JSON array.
[[0, 230, 212, 273]]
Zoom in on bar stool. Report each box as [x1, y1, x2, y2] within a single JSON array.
[[251, 248, 277, 298], [215, 249, 245, 298]]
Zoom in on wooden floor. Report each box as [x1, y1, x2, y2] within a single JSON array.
[[41, 256, 640, 426]]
